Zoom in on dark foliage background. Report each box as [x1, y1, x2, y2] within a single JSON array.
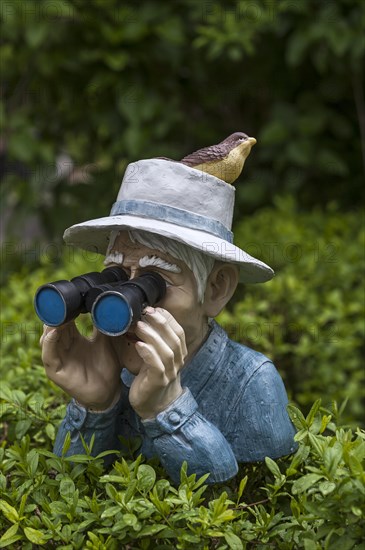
[[1, 0, 364, 241]]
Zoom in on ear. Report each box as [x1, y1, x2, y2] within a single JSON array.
[[203, 263, 239, 318]]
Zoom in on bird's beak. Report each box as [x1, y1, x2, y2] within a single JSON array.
[[240, 137, 257, 156]]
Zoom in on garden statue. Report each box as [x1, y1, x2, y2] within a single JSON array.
[[39, 133, 297, 484]]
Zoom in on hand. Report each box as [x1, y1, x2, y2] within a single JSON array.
[[40, 321, 122, 410], [128, 307, 188, 419]]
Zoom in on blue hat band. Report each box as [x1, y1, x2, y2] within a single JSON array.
[[110, 200, 233, 243]]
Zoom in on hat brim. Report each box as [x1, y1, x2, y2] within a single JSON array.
[[63, 214, 274, 284]]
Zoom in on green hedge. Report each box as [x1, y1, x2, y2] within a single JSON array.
[[0, 398, 364, 549], [1, 201, 364, 547]]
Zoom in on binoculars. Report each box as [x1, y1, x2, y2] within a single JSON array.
[[34, 267, 166, 336]]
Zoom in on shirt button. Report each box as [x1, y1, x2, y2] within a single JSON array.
[[168, 411, 181, 425], [71, 410, 80, 422]]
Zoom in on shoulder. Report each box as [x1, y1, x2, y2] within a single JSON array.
[[219, 325, 275, 385], [215, 324, 297, 461], [204, 323, 287, 412], [222, 337, 289, 412], [218, 325, 288, 410]]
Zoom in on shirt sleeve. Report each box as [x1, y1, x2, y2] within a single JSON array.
[[142, 388, 238, 484], [53, 392, 126, 464]]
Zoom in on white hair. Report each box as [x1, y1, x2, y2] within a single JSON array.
[[129, 230, 215, 303], [139, 255, 181, 273]]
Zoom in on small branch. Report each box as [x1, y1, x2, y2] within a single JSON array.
[[233, 497, 270, 510]]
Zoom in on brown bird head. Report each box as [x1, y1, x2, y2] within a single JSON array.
[[221, 132, 251, 144]]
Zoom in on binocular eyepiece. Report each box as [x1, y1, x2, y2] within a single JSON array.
[[34, 267, 166, 336]]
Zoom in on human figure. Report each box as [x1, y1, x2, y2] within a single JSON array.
[[41, 156, 296, 483]]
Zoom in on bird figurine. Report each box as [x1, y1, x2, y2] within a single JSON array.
[[180, 132, 256, 184]]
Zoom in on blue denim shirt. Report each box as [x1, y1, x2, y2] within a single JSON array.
[[54, 321, 297, 483]]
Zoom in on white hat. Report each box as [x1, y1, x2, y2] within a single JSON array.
[[63, 159, 274, 283]]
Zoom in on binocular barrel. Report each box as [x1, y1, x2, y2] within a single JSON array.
[[34, 266, 128, 326], [91, 272, 166, 336], [34, 268, 166, 336]]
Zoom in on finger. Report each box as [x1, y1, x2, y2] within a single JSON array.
[[42, 322, 79, 374], [40, 324, 65, 347], [143, 307, 187, 360], [40, 324, 51, 346], [134, 341, 169, 386], [135, 320, 181, 379], [144, 307, 187, 369]]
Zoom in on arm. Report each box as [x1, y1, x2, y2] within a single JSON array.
[[128, 307, 238, 484], [142, 388, 238, 484], [40, 322, 125, 461], [53, 391, 125, 461]]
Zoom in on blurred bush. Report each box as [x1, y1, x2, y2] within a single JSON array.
[[1, 0, 364, 243], [219, 197, 364, 425]]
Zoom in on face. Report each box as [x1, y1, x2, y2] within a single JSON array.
[[106, 231, 209, 374]]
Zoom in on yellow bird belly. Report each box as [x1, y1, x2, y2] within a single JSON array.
[[192, 139, 256, 184]]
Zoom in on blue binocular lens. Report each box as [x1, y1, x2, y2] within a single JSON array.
[[34, 286, 67, 326], [92, 293, 133, 336], [34, 267, 128, 326], [91, 272, 166, 336]]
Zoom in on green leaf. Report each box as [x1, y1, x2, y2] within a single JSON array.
[[319, 414, 332, 434], [45, 423, 55, 440], [287, 405, 307, 430], [23, 527, 48, 545], [0, 500, 19, 523], [27, 449, 39, 477], [303, 539, 317, 550], [15, 419, 32, 439], [224, 531, 244, 550], [122, 513, 137, 526], [27, 393, 45, 414], [319, 481, 336, 496], [308, 433, 324, 456], [0, 474, 6, 492], [137, 464, 156, 492], [306, 399, 321, 426], [124, 479, 137, 504], [60, 477, 76, 500], [136, 524, 168, 537], [100, 505, 122, 519], [62, 432, 71, 456], [348, 455, 363, 477], [237, 475, 248, 502], [0, 524, 20, 548], [292, 473, 323, 494], [265, 457, 282, 480], [18, 494, 28, 518]]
